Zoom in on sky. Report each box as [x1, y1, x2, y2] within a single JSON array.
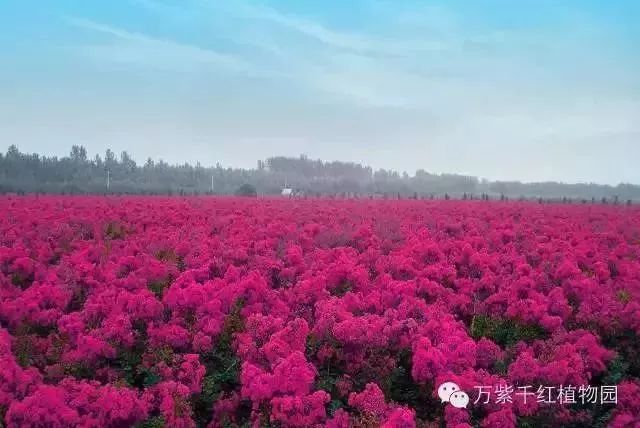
[[0, 0, 639, 185]]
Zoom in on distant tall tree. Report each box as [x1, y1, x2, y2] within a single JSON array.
[[120, 151, 136, 172], [105, 149, 116, 167], [6, 145, 19, 159], [2, 146, 640, 199], [70, 145, 87, 162]]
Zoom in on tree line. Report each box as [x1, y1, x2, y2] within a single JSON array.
[[1, 145, 639, 201]]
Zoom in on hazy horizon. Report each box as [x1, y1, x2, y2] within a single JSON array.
[[1, 0, 639, 186], [7, 145, 640, 188]]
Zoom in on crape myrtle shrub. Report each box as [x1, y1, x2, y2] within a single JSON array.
[[0, 196, 639, 428]]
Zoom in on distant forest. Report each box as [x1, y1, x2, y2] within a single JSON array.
[[1, 145, 639, 202]]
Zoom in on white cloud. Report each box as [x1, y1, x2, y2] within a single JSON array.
[[33, 1, 638, 183], [64, 16, 259, 75], [115, 1, 494, 108], [232, 2, 450, 56]]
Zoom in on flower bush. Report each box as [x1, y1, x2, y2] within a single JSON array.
[[0, 196, 639, 427]]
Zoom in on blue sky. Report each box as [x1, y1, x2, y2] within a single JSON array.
[[1, 0, 639, 184]]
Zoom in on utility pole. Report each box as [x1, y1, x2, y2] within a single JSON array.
[[211, 175, 214, 194]]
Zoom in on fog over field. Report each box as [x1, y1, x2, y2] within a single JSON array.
[[1, 0, 639, 185]]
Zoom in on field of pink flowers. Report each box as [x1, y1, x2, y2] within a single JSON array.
[[1, 196, 639, 428]]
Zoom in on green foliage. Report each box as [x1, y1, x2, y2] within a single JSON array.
[[13, 333, 33, 368], [268, 267, 287, 289], [155, 248, 176, 262], [135, 416, 166, 428], [147, 277, 172, 299], [517, 409, 574, 428], [602, 329, 640, 379], [12, 324, 57, 369], [492, 358, 509, 376], [10, 272, 33, 289], [518, 415, 546, 428], [330, 280, 353, 297], [326, 399, 344, 417], [141, 367, 162, 387], [62, 361, 94, 380], [191, 299, 246, 427], [306, 334, 351, 418], [591, 409, 615, 428], [305, 334, 320, 358], [384, 349, 440, 423], [67, 284, 89, 312], [602, 354, 630, 385], [104, 221, 126, 239], [118, 348, 146, 387], [616, 289, 631, 304], [114, 320, 152, 388], [470, 315, 548, 347], [154, 248, 186, 272], [540, 356, 630, 428]]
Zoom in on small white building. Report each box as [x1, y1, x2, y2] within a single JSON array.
[[281, 188, 293, 197]]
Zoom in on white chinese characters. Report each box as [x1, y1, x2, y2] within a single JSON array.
[[471, 385, 617, 405], [438, 383, 617, 409]]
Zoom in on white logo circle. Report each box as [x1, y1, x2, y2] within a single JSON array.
[[449, 391, 470, 409], [437, 382, 461, 403]]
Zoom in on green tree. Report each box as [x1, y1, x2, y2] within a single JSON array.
[[235, 183, 257, 197]]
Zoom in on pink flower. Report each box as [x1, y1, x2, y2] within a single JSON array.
[[412, 337, 447, 382], [481, 408, 517, 428], [381, 407, 416, 428], [348, 383, 387, 417], [270, 391, 330, 427], [2, 196, 639, 427], [5, 385, 82, 428]]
